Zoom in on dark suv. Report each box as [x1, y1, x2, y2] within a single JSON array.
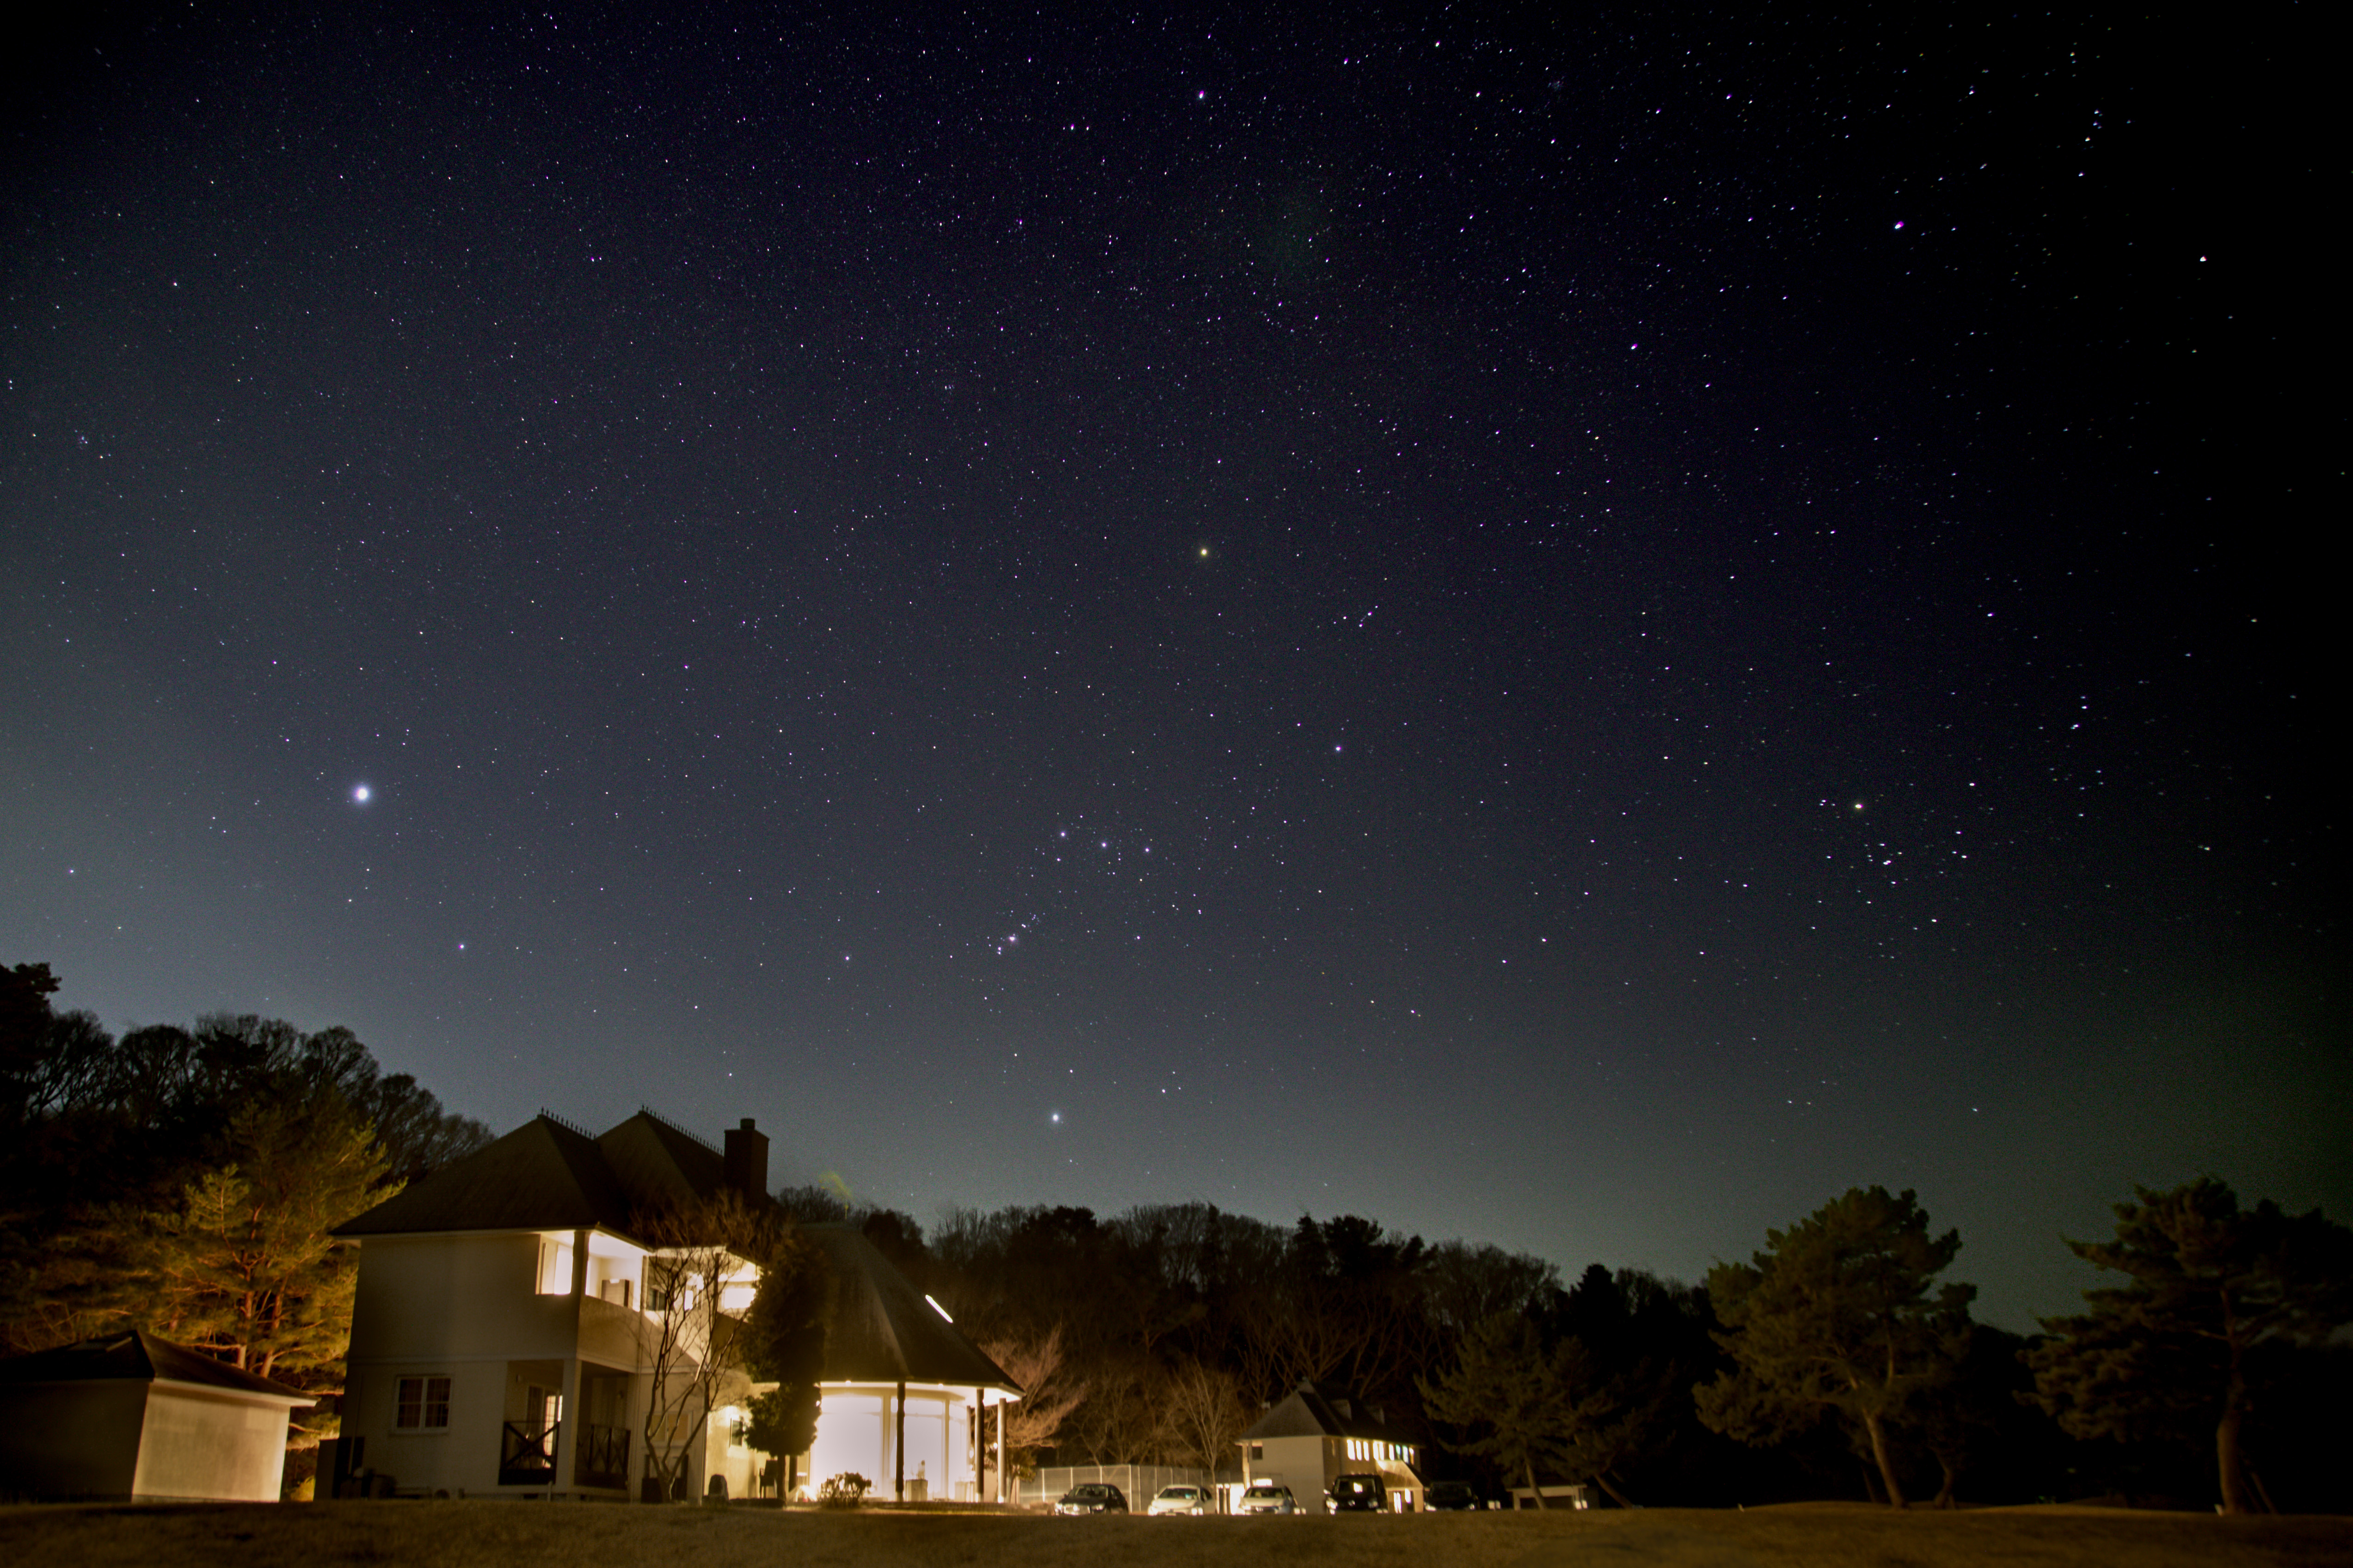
[[1327, 1473, 1388, 1512], [1054, 1482, 1129, 1514]]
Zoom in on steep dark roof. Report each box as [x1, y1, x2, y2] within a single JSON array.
[[1243, 1381, 1414, 1444], [598, 1111, 728, 1212], [0, 1331, 310, 1404], [803, 1224, 1019, 1393], [334, 1111, 759, 1241]]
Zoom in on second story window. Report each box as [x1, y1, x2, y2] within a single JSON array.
[[536, 1235, 575, 1295]]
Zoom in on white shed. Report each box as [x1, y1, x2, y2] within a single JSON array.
[[0, 1331, 313, 1502]]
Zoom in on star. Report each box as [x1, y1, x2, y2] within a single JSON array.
[[352, 784, 371, 804]]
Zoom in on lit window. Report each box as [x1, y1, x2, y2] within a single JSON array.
[[537, 1236, 575, 1295], [394, 1375, 451, 1430]]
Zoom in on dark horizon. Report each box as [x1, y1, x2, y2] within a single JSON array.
[[2, 3, 2334, 1335]]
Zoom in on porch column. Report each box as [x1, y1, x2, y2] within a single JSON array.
[[552, 1229, 589, 1495], [552, 1356, 583, 1497], [894, 1380, 907, 1501]]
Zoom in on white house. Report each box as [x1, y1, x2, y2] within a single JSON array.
[[0, 1330, 313, 1502], [331, 1109, 1019, 1502], [1240, 1381, 1424, 1511]]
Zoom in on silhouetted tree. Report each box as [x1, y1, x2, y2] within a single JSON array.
[[979, 1323, 1089, 1474], [632, 1190, 780, 1501], [2027, 1178, 2353, 1514], [742, 1225, 829, 1495], [1696, 1187, 1974, 1508], [1160, 1354, 1250, 1472], [1421, 1311, 1587, 1506]]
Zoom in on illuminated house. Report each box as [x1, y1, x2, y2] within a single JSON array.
[[332, 1110, 1018, 1501], [1239, 1381, 1424, 1511]]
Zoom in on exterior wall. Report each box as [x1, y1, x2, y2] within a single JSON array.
[[1374, 1459, 1423, 1510], [806, 1387, 886, 1494], [346, 1360, 499, 1495], [130, 1385, 292, 1501], [1244, 1433, 1335, 1503], [0, 1382, 294, 1503], [350, 1234, 584, 1363], [0, 1381, 145, 1499], [577, 1296, 647, 1371], [800, 1383, 985, 1501], [344, 1230, 673, 1498]]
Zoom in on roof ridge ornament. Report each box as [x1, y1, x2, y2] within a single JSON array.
[[636, 1104, 724, 1156], [536, 1108, 595, 1140]]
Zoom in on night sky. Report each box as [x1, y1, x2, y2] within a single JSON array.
[[3, 4, 2334, 1330]]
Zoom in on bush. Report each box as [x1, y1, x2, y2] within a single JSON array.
[[817, 1473, 870, 1509]]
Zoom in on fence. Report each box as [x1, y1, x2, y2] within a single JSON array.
[[1020, 1464, 1223, 1510]]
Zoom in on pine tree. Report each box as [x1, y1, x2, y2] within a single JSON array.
[[2027, 1178, 2353, 1514], [1695, 1187, 1974, 1508], [130, 1094, 392, 1381]]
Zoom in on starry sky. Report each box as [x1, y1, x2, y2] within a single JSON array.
[[2, 4, 2335, 1330]]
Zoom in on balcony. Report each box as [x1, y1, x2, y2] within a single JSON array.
[[576, 1423, 632, 1490], [499, 1421, 559, 1487]]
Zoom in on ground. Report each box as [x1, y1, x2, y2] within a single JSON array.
[[3, 1500, 2346, 1568]]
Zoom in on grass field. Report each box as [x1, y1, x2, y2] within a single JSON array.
[[5, 1499, 2347, 1568]]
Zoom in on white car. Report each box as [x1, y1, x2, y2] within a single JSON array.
[[1236, 1482, 1299, 1514], [1148, 1484, 1210, 1515]]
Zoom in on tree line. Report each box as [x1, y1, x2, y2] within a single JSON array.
[[0, 962, 492, 1484], [5, 961, 2346, 1511], [780, 1189, 2351, 1513]]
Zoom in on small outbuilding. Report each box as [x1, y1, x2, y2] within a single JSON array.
[[1239, 1380, 1425, 1512], [0, 1330, 313, 1502]]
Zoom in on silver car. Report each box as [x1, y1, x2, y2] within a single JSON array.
[[1236, 1482, 1299, 1514], [1148, 1483, 1210, 1515]]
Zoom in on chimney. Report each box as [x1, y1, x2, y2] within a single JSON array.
[[724, 1117, 769, 1198]]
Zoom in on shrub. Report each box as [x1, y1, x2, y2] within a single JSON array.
[[817, 1473, 870, 1509]]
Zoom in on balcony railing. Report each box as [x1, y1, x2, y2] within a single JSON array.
[[499, 1420, 559, 1487], [576, 1423, 632, 1490]]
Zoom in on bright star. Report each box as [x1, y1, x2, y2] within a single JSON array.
[[352, 784, 371, 803]]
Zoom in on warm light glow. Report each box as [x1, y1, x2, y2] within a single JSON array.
[[925, 1292, 954, 1323]]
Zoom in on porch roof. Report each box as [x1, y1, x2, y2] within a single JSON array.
[[803, 1224, 1020, 1395]]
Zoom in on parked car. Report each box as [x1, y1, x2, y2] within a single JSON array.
[[1236, 1481, 1300, 1514], [1053, 1482, 1129, 1514], [1147, 1483, 1211, 1515], [1327, 1473, 1388, 1512], [1423, 1480, 1482, 1511]]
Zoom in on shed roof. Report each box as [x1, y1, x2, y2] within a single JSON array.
[[803, 1224, 1019, 1394], [0, 1331, 311, 1406]]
